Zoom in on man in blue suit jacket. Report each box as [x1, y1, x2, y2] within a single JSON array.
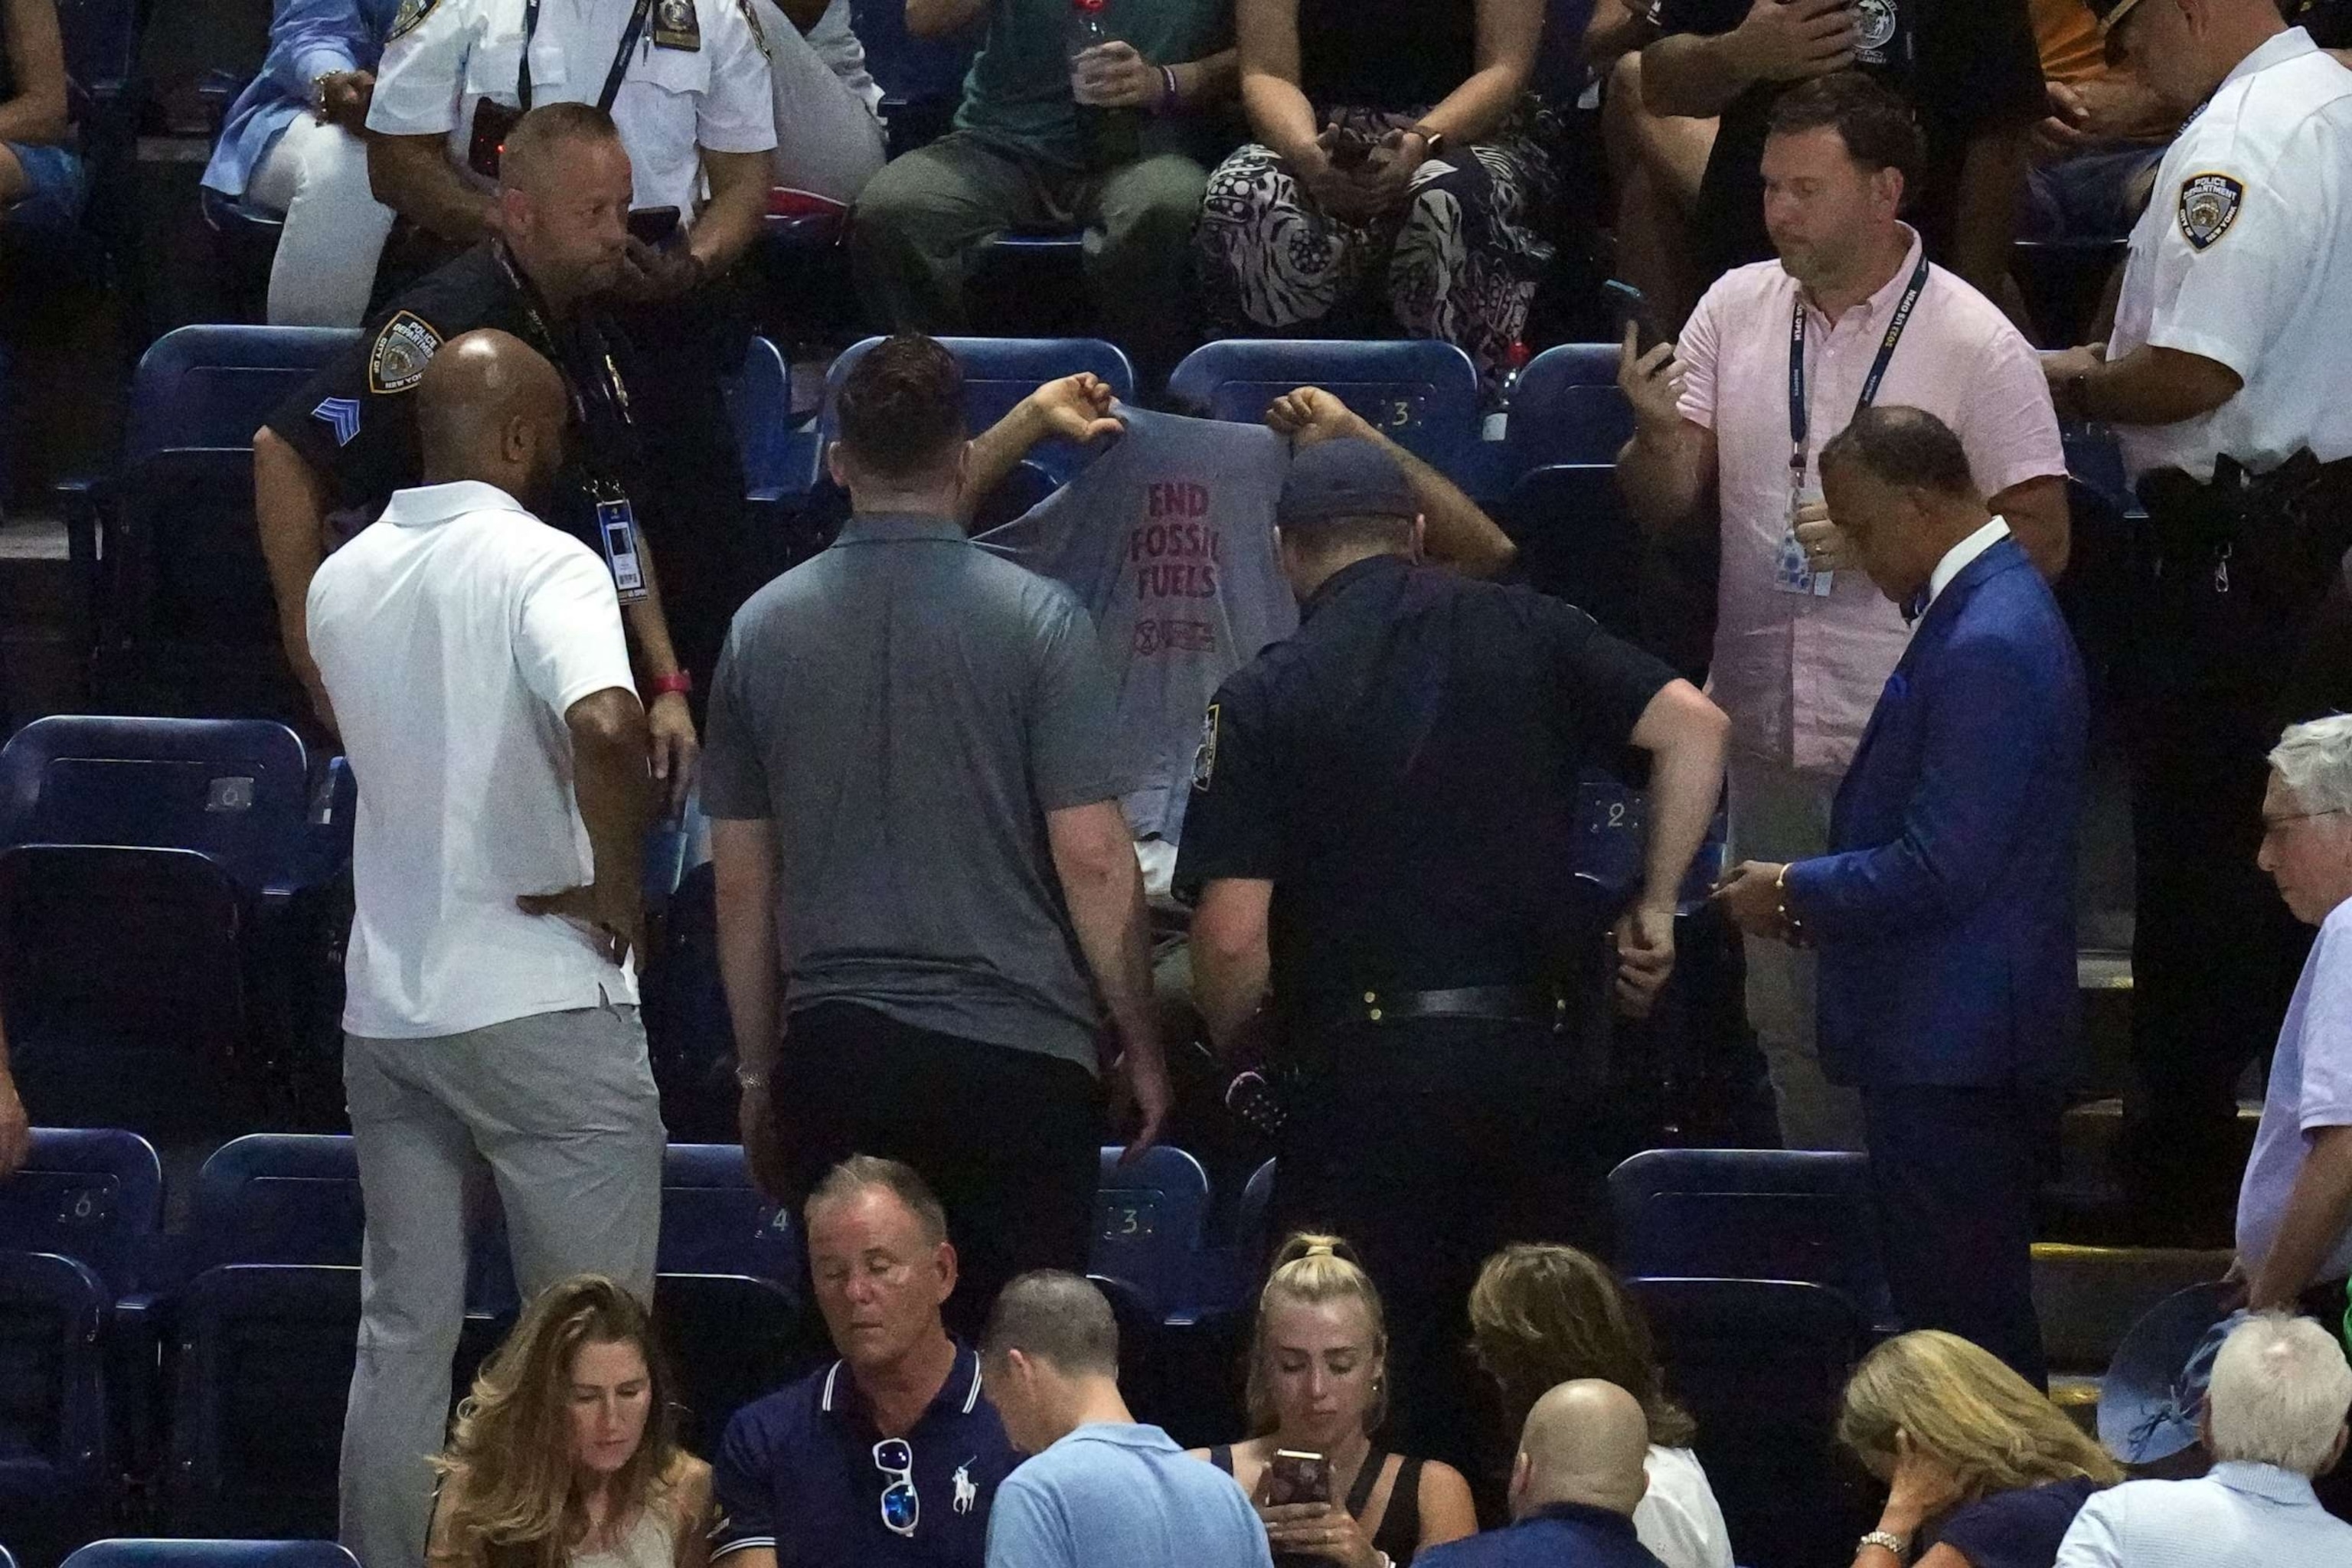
[[1717, 406, 2087, 1386]]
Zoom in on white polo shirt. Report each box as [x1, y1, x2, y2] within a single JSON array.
[[2108, 28, 2352, 482], [309, 480, 642, 1039], [368, 0, 778, 220]]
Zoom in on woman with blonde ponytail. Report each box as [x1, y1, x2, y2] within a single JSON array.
[[426, 1275, 712, 1568], [1187, 1234, 1478, 1566]]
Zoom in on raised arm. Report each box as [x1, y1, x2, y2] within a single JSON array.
[[1047, 799, 1168, 1160], [960, 374, 1125, 526], [1614, 326, 1717, 538], [1263, 387, 1517, 575]]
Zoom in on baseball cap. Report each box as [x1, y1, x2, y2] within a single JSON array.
[[1278, 438, 1418, 526]]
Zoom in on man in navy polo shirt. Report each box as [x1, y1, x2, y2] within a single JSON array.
[[711, 1156, 1019, 1567], [1418, 1383, 1668, 1568]]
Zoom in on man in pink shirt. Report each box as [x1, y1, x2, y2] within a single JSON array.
[[1618, 71, 2069, 1149]]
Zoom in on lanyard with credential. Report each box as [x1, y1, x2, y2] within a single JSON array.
[[1786, 250, 1931, 491], [515, 0, 658, 113]]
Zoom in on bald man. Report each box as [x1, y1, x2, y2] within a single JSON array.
[[1419, 1382, 1670, 1568], [309, 327, 667, 1568]]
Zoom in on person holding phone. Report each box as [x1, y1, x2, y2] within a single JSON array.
[[1189, 1235, 1481, 1564], [1198, 0, 1552, 393]]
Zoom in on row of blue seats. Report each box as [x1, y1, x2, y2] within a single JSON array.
[[1, 1543, 354, 1568], [2, 1135, 1896, 1565]]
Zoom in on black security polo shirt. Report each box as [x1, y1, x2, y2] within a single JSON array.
[[1174, 555, 1675, 1034], [1645, 0, 2046, 280], [263, 241, 648, 564]]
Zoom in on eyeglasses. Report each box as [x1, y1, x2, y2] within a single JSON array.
[[2262, 808, 2348, 836], [873, 1438, 918, 1537]]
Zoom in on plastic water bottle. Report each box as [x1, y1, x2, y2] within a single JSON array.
[[1484, 339, 1531, 442], [1067, 0, 1139, 168]]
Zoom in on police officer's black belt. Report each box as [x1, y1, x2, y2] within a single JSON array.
[[1345, 985, 1566, 1026]]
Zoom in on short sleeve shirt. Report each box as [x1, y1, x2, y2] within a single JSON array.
[[711, 1348, 1019, 1568], [307, 479, 640, 1036], [700, 513, 1137, 1070], [368, 0, 776, 217], [1646, 0, 2044, 275], [2236, 893, 2352, 1285], [2107, 28, 2352, 483], [1174, 556, 1675, 1031], [1932, 1478, 2101, 1568], [952, 0, 1233, 168], [262, 243, 650, 573], [983, 1424, 1273, 1568], [1675, 230, 2066, 776]]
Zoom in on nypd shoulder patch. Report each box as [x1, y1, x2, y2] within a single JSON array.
[[312, 397, 362, 447], [1192, 703, 1220, 792], [388, 0, 439, 40], [2177, 172, 2245, 252], [368, 310, 444, 395]]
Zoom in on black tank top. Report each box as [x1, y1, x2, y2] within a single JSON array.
[[1294, 0, 1475, 111], [1211, 1446, 1426, 1566]]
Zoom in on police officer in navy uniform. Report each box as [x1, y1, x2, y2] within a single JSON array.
[[2043, 0, 2352, 1241], [361, 0, 779, 701], [256, 104, 700, 808], [1174, 416, 1730, 1478]]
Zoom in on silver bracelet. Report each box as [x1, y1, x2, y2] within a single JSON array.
[[1857, 1530, 1909, 1562]]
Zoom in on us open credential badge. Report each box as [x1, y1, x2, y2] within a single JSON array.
[[2178, 172, 2244, 251], [367, 311, 444, 395], [1192, 704, 1220, 792]]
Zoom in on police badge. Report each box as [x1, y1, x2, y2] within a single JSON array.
[[1192, 704, 1220, 792], [388, 0, 439, 38], [367, 311, 445, 395], [2177, 172, 2244, 251], [651, 0, 702, 50], [1852, 0, 1900, 64]]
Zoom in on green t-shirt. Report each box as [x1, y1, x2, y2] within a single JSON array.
[[953, 0, 1236, 169]]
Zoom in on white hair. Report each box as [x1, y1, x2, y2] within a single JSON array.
[[2206, 1313, 2352, 1475], [2269, 714, 2352, 816]]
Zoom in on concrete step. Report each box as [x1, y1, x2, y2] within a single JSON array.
[[2032, 1242, 2236, 1376]]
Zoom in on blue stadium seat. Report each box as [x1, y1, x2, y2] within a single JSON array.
[[0, 1129, 162, 1303], [730, 335, 804, 508], [658, 1143, 799, 1287], [0, 718, 355, 1136], [1506, 344, 1633, 472], [0, 1249, 114, 1560], [191, 1134, 367, 1275], [1, 1542, 17, 1568], [64, 1543, 358, 1568], [1168, 339, 1482, 472], [1609, 1148, 1896, 1333], [1090, 1145, 1216, 1325], [820, 335, 1137, 487], [67, 325, 359, 716], [1629, 1277, 1875, 1568], [1496, 462, 1644, 641]]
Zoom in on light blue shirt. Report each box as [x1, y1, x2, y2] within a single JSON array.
[[2053, 1462, 2352, 1568], [203, 0, 404, 198], [2237, 895, 2352, 1286], [983, 1423, 1273, 1568]]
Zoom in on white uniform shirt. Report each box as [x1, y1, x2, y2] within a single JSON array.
[[2109, 28, 2352, 482], [309, 479, 642, 1038], [368, 0, 777, 220]]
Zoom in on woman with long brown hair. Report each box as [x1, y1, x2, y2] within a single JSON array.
[[1467, 1244, 1732, 1568], [428, 1275, 712, 1568]]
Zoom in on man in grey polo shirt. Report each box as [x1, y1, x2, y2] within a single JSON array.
[[704, 333, 1169, 1334]]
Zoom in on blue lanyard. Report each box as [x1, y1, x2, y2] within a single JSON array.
[[1788, 251, 1931, 486]]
